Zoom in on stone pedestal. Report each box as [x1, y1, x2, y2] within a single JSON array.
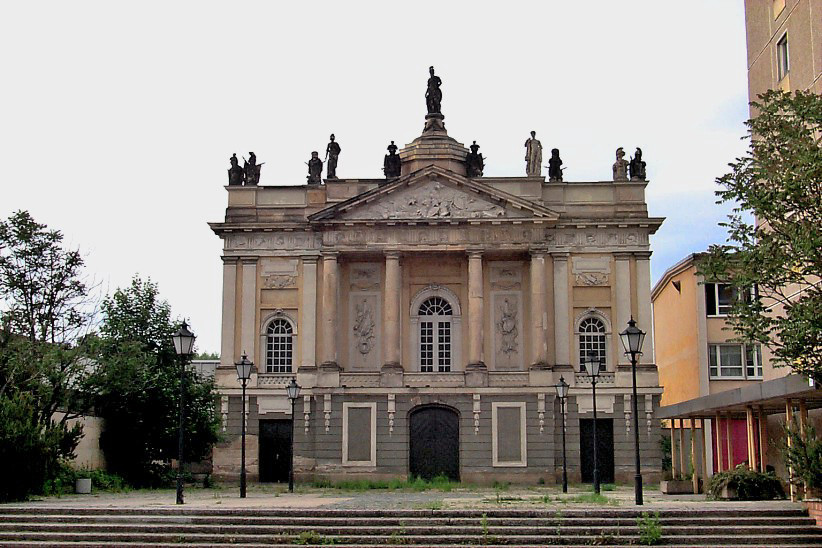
[[465, 363, 489, 387], [380, 363, 404, 387], [399, 114, 469, 176]]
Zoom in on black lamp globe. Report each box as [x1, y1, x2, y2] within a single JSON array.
[[555, 376, 569, 399], [583, 352, 603, 377], [172, 322, 196, 356], [235, 352, 254, 381], [286, 378, 301, 401], [620, 317, 646, 356]]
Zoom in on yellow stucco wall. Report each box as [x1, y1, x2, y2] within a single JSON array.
[[653, 265, 700, 406]]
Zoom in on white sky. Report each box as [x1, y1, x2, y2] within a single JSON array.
[[1, 1, 750, 354]]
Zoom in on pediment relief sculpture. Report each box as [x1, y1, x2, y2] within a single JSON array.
[[341, 180, 525, 221]]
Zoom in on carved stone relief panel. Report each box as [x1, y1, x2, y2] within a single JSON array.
[[226, 232, 321, 251], [491, 292, 523, 371], [348, 292, 381, 370], [340, 180, 526, 220], [349, 263, 380, 291], [490, 262, 523, 290], [261, 258, 298, 289], [571, 256, 611, 287]]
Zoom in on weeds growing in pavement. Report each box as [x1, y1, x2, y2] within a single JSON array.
[[636, 512, 663, 546]]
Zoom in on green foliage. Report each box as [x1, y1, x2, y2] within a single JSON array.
[[660, 430, 672, 474], [308, 474, 458, 492], [564, 492, 617, 505], [194, 351, 219, 360], [87, 276, 220, 487], [600, 483, 616, 491], [699, 90, 822, 382], [781, 422, 822, 490], [636, 512, 663, 545], [707, 464, 785, 500], [294, 530, 336, 545], [0, 392, 81, 501]]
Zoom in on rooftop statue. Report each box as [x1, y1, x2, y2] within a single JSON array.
[[425, 66, 442, 114], [466, 140, 485, 177], [307, 151, 323, 185], [325, 134, 341, 179], [629, 147, 647, 181], [548, 148, 563, 182], [613, 147, 629, 181], [524, 131, 542, 177], [243, 152, 262, 186], [227, 153, 244, 186], [383, 140, 401, 179]]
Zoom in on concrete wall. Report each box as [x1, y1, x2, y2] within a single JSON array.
[[53, 412, 106, 470]]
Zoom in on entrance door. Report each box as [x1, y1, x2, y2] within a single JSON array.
[[259, 419, 292, 483], [579, 418, 615, 484], [409, 406, 460, 481]]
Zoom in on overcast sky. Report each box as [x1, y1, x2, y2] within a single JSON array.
[[1, 1, 750, 354]]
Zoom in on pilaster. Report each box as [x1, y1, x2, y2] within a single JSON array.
[[552, 252, 570, 366], [220, 257, 238, 366], [239, 258, 257, 363]]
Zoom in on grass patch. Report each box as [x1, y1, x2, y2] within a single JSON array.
[[601, 483, 616, 491], [564, 492, 618, 505]]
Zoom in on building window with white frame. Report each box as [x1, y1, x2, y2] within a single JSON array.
[[777, 33, 789, 81], [265, 318, 293, 373], [578, 317, 606, 372], [705, 282, 736, 316], [709, 343, 763, 379], [418, 296, 452, 372]]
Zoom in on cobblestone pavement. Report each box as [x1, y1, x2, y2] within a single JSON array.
[[3, 483, 805, 511]]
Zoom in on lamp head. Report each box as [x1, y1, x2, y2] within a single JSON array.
[[555, 376, 569, 399], [286, 377, 301, 401], [620, 316, 646, 356], [583, 352, 603, 377], [172, 321, 196, 356], [234, 352, 254, 381]]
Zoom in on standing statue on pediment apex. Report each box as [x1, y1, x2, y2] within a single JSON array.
[[524, 131, 542, 177], [383, 140, 402, 179], [307, 151, 323, 185], [466, 140, 485, 177], [425, 66, 443, 114], [228, 153, 244, 185], [629, 147, 647, 181], [613, 147, 629, 181]]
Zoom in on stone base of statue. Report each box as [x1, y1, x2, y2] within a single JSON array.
[[399, 113, 470, 177], [423, 113, 447, 135]]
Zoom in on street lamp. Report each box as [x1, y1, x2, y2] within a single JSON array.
[[620, 316, 646, 506], [554, 376, 570, 493], [285, 378, 301, 493], [172, 321, 196, 505], [582, 351, 604, 495], [235, 352, 254, 499]]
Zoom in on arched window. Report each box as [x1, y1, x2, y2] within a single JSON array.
[[419, 296, 453, 372], [578, 317, 606, 372], [265, 318, 294, 373]]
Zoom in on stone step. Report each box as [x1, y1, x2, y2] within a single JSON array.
[[3, 532, 822, 546], [0, 506, 809, 517], [1, 513, 814, 527], [2, 522, 821, 536], [6, 544, 822, 548]]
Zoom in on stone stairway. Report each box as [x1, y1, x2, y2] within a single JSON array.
[[0, 506, 820, 546]]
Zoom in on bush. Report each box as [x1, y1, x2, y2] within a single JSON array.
[[707, 464, 785, 500], [637, 512, 663, 545], [782, 423, 822, 492]]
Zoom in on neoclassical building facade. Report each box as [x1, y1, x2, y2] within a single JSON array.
[[210, 108, 664, 485]]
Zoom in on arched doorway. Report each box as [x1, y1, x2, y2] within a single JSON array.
[[409, 405, 460, 481]]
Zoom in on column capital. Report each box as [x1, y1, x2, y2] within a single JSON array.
[[301, 254, 320, 264], [633, 251, 653, 259], [529, 247, 548, 258], [384, 250, 402, 260], [221, 256, 239, 264], [550, 251, 569, 260], [240, 257, 258, 265], [321, 250, 339, 259], [466, 248, 484, 259], [613, 251, 633, 261]]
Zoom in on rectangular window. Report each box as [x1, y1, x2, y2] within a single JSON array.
[[777, 33, 789, 81], [709, 343, 763, 379], [705, 283, 739, 316], [420, 321, 434, 372]]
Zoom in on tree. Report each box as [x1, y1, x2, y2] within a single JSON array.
[[0, 211, 89, 500], [700, 90, 822, 383], [89, 276, 220, 486]]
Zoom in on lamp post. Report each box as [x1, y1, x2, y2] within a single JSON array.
[[583, 351, 603, 495], [620, 317, 646, 506], [235, 353, 254, 499], [285, 378, 301, 493], [554, 376, 570, 493], [172, 321, 196, 505]]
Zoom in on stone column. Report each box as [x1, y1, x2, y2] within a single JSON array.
[[529, 250, 548, 367], [383, 251, 402, 370], [321, 252, 339, 368], [220, 257, 238, 366], [299, 256, 318, 369], [467, 250, 485, 369], [552, 252, 570, 366], [240, 258, 257, 361], [635, 252, 654, 364], [614, 253, 632, 365]]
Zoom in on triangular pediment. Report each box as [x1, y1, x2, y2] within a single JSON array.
[[309, 165, 558, 224]]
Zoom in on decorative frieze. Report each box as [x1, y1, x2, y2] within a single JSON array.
[[490, 262, 522, 290], [572, 256, 611, 287]]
